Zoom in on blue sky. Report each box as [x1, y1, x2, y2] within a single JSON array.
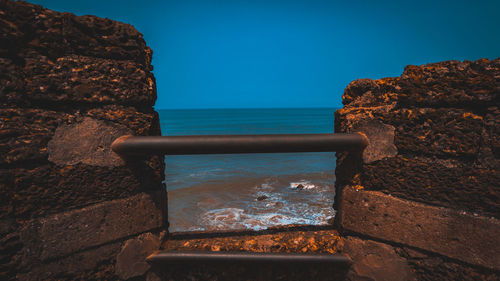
[[30, 0, 499, 109]]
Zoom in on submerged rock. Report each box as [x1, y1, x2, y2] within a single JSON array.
[[256, 195, 268, 201]]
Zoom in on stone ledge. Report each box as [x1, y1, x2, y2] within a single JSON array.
[[20, 192, 165, 262], [164, 229, 342, 254], [339, 187, 500, 270]]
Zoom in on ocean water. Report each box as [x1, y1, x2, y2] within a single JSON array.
[[159, 108, 337, 232]]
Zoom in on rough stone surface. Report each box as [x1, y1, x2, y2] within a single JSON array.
[[338, 107, 492, 160], [160, 229, 499, 281], [341, 59, 499, 108], [14, 54, 156, 108], [0, 156, 164, 220], [339, 187, 500, 270], [361, 155, 500, 218], [0, 106, 161, 166], [20, 192, 164, 261], [165, 229, 343, 254], [0, 0, 152, 66], [0, 1, 166, 280], [3, 0, 499, 280], [146, 271, 163, 281], [336, 58, 500, 219], [351, 120, 398, 163], [0, 108, 69, 165], [339, 236, 415, 281], [115, 232, 162, 280], [16, 240, 122, 281], [0, 219, 22, 280], [399, 247, 500, 281], [334, 57, 500, 281], [339, 236, 500, 281], [161, 229, 348, 281], [47, 117, 130, 167]]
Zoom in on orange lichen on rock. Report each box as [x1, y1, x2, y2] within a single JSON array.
[[352, 185, 364, 191], [164, 229, 342, 255], [462, 112, 483, 120]]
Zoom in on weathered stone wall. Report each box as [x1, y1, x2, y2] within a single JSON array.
[[335, 58, 500, 280], [0, 0, 166, 280], [156, 58, 499, 281], [2, 0, 499, 280]]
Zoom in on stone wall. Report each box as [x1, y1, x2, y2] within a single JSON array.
[[158, 59, 500, 281], [0, 0, 166, 280], [2, 0, 499, 280], [335, 58, 500, 280]]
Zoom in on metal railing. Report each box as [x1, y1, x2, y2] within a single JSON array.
[[147, 251, 351, 265], [112, 133, 367, 267], [111, 133, 368, 156]]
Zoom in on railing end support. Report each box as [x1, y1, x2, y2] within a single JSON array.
[[354, 132, 370, 149], [111, 135, 135, 156]]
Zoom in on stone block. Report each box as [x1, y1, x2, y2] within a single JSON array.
[[0, 0, 151, 65], [338, 236, 414, 281], [20, 192, 165, 261], [361, 156, 500, 218], [396, 59, 500, 108], [338, 236, 500, 281], [0, 107, 160, 165], [336, 107, 488, 159], [400, 247, 500, 280], [47, 117, 131, 167], [351, 119, 398, 163], [338, 187, 500, 270], [0, 158, 164, 220], [115, 232, 162, 280], [0, 109, 164, 220], [20, 54, 155, 107], [0, 108, 69, 165], [342, 58, 500, 109], [0, 58, 24, 100], [16, 239, 122, 281], [389, 108, 487, 160], [342, 77, 400, 107]]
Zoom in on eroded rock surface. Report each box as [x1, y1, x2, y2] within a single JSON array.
[[335, 58, 500, 279], [0, 0, 165, 280], [116, 232, 164, 280], [47, 117, 130, 167], [336, 58, 500, 218]]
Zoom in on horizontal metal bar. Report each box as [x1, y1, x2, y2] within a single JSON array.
[[146, 251, 352, 265], [111, 133, 367, 156]]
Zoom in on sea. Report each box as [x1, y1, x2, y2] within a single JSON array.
[[158, 108, 338, 232]]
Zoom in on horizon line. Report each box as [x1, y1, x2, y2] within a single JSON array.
[[155, 106, 341, 110]]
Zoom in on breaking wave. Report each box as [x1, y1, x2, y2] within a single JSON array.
[[167, 172, 335, 232]]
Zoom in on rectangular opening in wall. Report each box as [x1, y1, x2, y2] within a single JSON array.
[[159, 108, 337, 233]]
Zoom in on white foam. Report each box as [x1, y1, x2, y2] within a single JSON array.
[[200, 206, 334, 231], [260, 183, 274, 190], [187, 168, 223, 178], [290, 180, 316, 189]]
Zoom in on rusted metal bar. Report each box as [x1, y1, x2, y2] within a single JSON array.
[[146, 251, 352, 265], [111, 133, 367, 157]]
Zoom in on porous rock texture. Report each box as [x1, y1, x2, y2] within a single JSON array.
[[335, 58, 500, 279], [336, 58, 500, 217], [0, 0, 165, 280], [158, 228, 349, 281], [2, 0, 500, 280]]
